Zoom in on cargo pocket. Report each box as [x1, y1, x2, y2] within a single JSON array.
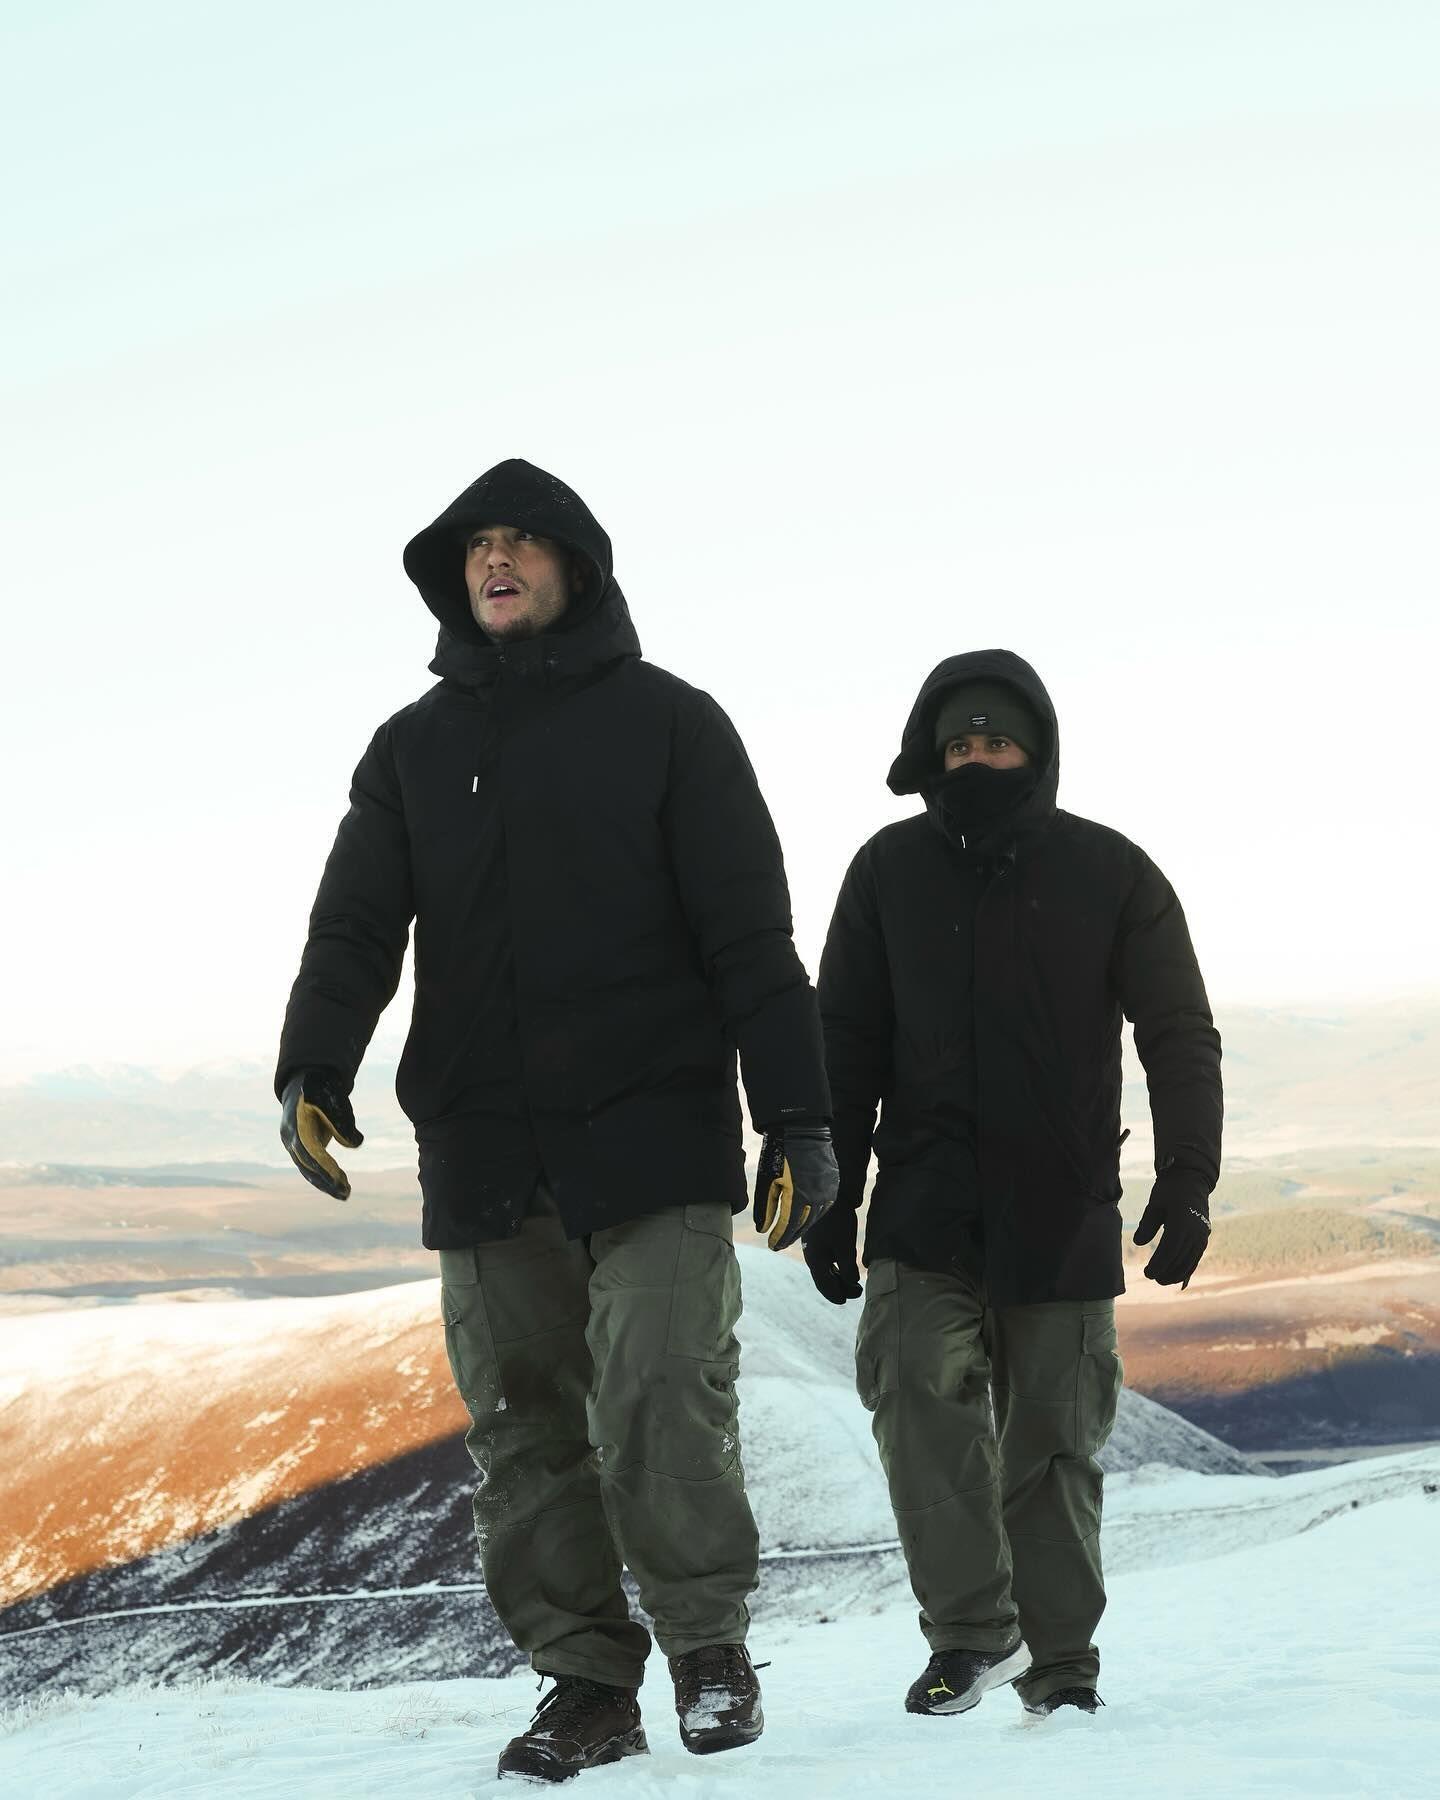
[[1079, 1305, 1123, 1456], [854, 1258, 900, 1411], [666, 1204, 741, 1362], [438, 1245, 505, 1416]]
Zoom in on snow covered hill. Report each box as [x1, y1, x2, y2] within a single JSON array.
[[2, 1249, 1252, 1696], [3, 1453, 1437, 1799]]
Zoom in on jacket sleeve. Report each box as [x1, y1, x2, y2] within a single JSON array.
[[662, 692, 830, 1129], [816, 844, 894, 1211], [1113, 852, 1223, 1190], [274, 724, 415, 1100]]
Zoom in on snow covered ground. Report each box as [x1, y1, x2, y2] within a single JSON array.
[[5, 1450, 1437, 1799]]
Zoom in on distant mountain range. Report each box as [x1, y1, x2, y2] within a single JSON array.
[[1201, 995, 1439, 1153], [1, 996, 1435, 1170], [0, 1056, 416, 1167]]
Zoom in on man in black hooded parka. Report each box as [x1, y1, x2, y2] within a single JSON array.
[[805, 648, 1222, 1722], [274, 460, 837, 1782]]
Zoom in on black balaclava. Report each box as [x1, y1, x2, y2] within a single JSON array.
[[931, 761, 1041, 840]]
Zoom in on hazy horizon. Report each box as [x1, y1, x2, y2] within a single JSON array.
[[3, 993, 1433, 1178], [2, 986, 1438, 1089]]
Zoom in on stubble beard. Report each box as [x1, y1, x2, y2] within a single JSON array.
[[471, 580, 570, 643]]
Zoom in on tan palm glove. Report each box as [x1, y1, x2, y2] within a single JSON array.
[[752, 1123, 840, 1251], [279, 1071, 363, 1201]]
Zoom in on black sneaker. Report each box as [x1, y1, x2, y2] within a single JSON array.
[[1022, 1686, 1105, 1718], [668, 1643, 764, 1755], [904, 1638, 1032, 1715], [496, 1676, 648, 1784]]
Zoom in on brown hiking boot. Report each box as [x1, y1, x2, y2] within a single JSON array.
[[1022, 1686, 1105, 1718], [668, 1643, 764, 1755], [496, 1676, 648, 1783]]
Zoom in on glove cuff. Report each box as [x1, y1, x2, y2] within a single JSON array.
[[1154, 1160, 1212, 1213]]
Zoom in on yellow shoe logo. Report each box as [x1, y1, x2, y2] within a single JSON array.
[[927, 1681, 955, 1699]]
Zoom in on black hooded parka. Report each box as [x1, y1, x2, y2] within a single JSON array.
[[817, 649, 1222, 1306], [276, 460, 829, 1247]]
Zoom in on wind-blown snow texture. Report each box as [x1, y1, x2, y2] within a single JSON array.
[[3, 1458, 1436, 1797]]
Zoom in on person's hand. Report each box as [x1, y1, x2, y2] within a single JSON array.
[[802, 1203, 863, 1304], [753, 1123, 840, 1251], [280, 1071, 363, 1201], [1133, 1164, 1211, 1287]]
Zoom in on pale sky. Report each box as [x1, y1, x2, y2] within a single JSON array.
[[2, 0, 1437, 1079]]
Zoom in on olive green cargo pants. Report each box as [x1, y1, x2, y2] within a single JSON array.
[[438, 1188, 758, 1690], [856, 1257, 1122, 1706]]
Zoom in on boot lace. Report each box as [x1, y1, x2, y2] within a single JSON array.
[[675, 1645, 750, 1709], [529, 1676, 619, 1740]]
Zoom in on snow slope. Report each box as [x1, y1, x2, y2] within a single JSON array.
[[1, 1245, 1250, 1605], [3, 1453, 1436, 1799], [2, 1245, 1254, 1694]]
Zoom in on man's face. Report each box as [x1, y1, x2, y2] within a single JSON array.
[[464, 524, 579, 640], [942, 733, 1031, 773]]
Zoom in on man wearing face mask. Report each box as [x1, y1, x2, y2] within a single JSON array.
[[806, 649, 1222, 1722]]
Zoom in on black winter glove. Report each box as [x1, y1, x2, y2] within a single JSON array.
[[802, 1203, 863, 1305], [280, 1070, 363, 1201], [753, 1123, 840, 1251], [1132, 1163, 1212, 1288]]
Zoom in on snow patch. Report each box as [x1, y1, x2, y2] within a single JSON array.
[[2, 1479, 1437, 1796]]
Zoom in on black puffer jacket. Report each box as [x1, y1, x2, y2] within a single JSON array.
[[817, 649, 1222, 1305], [276, 460, 829, 1247]]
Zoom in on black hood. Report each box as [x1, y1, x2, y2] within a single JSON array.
[[888, 647, 1060, 819], [402, 458, 641, 684]]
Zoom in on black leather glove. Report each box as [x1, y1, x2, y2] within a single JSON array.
[[753, 1122, 840, 1251], [280, 1070, 363, 1201], [802, 1203, 863, 1304], [1133, 1162, 1212, 1288]]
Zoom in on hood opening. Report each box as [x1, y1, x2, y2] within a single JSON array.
[[403, 458, 616, 644], [888, 648, 1060, 808]]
